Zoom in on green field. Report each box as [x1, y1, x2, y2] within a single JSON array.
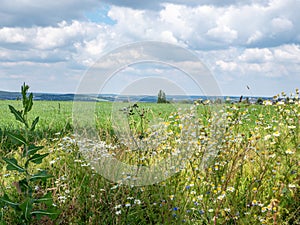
[[0, 92, 299, 224]]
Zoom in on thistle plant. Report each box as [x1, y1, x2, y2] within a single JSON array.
[[0, 83, 60, 224]]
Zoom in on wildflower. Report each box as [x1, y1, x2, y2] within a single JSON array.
[[227, 187, 235, 192], [58, 195, 66, 203], [288, 184, 296, 188], [125, 202, 131, 207], [199, 210, 205, 215], [252, 200, 258, 206], [116, 210, 122, 215], [264, 134, 272, 141], [252, 187, 257, 193], [276, 101, 285, 105], [273, 131, 280, 137], [197, 195, 203, 201], [217, 194, 225, 200], [114, 204, 122, 210], [263, 100, 272, 106], [285, 149, 295, 155], [224, 208, 231, 212], [111, 185, 119, 190], [134, 199, 141, 205], [261, 207, 268, 213]]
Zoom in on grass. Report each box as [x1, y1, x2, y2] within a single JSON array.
[[0, 93, 299, 224]]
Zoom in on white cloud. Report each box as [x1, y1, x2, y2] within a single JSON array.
[[216, 60, 238, 71], [247, 31, 263, 45], [206, 26, 238, 43], [271, 17, 293, 33], [239, 48, 274, 63], [273, 44, 300, 63], [0, 0, 299, 95], [0, 0, 101, 27]]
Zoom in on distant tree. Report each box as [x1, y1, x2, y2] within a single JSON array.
[[214, 98, 222, 104], [244, 97, 250, 105], [256, 97, 263, 105], [157, 90, 167, 103]]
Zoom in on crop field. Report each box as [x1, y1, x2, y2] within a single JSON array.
[[0, 89, 299, 224]]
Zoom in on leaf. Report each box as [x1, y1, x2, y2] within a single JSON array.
[[25, 93, 33, 113], [21, 83, 29, 109], [0, 220, 8, 225], [8, 105, 25, 124], [6, 132, 27, 146], [20, 198, 33, 222], [28, 153, 49, 165], [19, 179, 33, 195], [0, 194, 19, 209], [23, 144, 43, 158], [2, 157, 25, 172], [29, 170, 53, 182], [34, 192, 53, 207], [31, 208, 60, 220], [30, 116, 39, 131]]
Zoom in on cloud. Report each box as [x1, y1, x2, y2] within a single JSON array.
[[206, 26, 238, 43], [216, 60, 238, 71], [238, 48, 274, 63], [0, 0, 101, 27], [101, 0, 271, 10], [212, 45, 300, 79], [0, 0, 299, 96], [106, 0, 300, 50]]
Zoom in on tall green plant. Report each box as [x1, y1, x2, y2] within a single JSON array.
[[0, 83, 60, 224]]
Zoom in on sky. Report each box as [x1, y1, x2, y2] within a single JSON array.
[[0, 0, 300, 97]]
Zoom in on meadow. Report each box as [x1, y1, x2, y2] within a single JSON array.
[[0, 89, 299, 224]]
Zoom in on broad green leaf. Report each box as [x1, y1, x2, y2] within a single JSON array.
[[8, 105, 25, 124], [34, 192, 53, 207], [2, 157, 25, 172], [19, 179, 33, 195], [28, 153, 49, 165], [30, 116, 39, 131], [6, 132, 27, 145], [0, 194, 19, 209], [26, 93, 33, 113], [23, 144, 43, 158], [20, 198, 33, 222], [31, 208, 60, 220], [21, 83, 29, 109], [0, 220, 8, 225], [29, 170, 53, 182]]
